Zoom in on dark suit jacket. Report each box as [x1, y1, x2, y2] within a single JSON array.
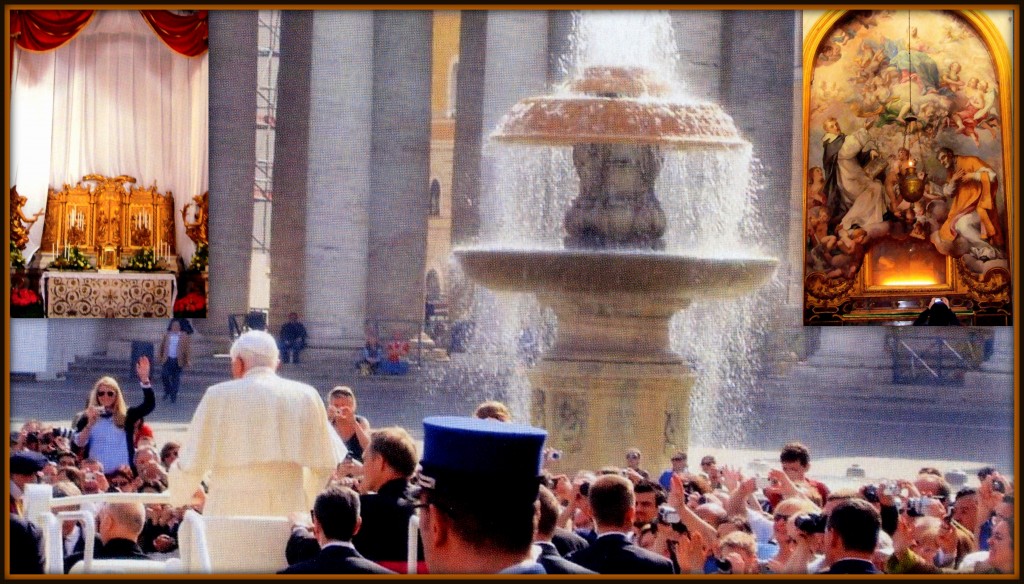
[[824, 558, 881, 574], [566, 533, 675, 574], [551, 526, 589, 557], [278, 544, 396, 574], [64, 537, 151, 573], [353, 478, 423, 563], [10, 515, 45, 574], [287, 479, 424, 566], [536, 541, 596, 574]]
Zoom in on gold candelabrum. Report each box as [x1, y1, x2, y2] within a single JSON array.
[[38, 174, 177, 270]]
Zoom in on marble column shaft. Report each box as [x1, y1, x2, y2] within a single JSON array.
[[366, 11, 434, 334], [271, 11, 374, 347], [200, 10, 259, 342]]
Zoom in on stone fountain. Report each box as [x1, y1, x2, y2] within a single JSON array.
[[455, 63, 778, 473]]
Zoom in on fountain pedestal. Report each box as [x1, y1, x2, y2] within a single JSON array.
[[530, 357, 693, 475], [529, 290, 693, 473]]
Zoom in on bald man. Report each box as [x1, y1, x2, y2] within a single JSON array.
[[64, 502, 150, 573]]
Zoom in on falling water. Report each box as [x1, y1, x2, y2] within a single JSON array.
[[441, 10, 779, 444]]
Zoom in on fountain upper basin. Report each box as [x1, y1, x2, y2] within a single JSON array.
[[455, 248, 778, 300]]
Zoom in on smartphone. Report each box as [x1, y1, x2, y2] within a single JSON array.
[[754, 476, 771, 489]]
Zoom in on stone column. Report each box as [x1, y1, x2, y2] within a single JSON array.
[[450, 10, 488, 246], [270, 11, 373, 347], [671, 11, 725, 103], [366, 11, 434, 336], [720, 12, 801, 364], [197, 10, 258, 345]]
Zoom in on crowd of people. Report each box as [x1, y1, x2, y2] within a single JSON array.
[[9, 329, 1016, 575]]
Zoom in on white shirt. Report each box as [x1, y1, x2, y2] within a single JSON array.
[[167, 333, 181, 359]]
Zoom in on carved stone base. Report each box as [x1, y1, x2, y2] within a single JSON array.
[[529, 358, 693, 475]]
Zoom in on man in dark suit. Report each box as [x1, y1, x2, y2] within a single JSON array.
[[279, 485, 395, 574], [64, 502, 151, 573], [533, 486, 595, 574], [353, 427, 423, 568], [285, 427, 424, 572], [566, 474, 675, 574], [10, 514, 46, 574], [822, 498, 883, 574]]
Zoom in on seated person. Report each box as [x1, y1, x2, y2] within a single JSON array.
[[354, 338, 383, 376], [278, 312, 308, 364], [380, 333, 410, 375]]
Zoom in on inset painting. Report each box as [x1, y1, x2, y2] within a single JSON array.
[[803, 10, 1013, 325]]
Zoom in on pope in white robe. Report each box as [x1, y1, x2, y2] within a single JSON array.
[[167, 330, 347, 517]]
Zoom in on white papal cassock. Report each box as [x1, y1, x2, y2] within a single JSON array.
[[167, 366, 347, 516]]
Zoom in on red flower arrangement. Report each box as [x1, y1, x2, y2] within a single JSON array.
[[11, 288, 40, 307], [174, 292, 206, 312], [173, 292, 207, 314]]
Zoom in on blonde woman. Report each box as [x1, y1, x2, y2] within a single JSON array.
[[73, 357, 155, 478]]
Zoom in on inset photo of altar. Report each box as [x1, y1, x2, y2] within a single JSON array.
[[9, 10, 209, 319]]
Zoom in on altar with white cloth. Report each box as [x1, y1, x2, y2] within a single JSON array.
[[41, 271, 176, 318]]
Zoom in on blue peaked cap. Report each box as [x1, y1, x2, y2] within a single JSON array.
[[420, 416, 547, 489]]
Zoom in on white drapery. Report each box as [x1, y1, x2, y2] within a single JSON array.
[[10, 10, 209, 264]]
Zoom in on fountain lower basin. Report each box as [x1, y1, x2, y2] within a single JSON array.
[[455, 248, 777, 299], [456, 247, 778, 471]]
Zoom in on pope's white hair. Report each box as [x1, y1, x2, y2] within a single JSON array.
[[230, 330, 280, 369]]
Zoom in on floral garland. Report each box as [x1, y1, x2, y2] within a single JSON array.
[[10, 241, 26, 270], [125, 247, 164, 272], [49, 246, 92, 271], [188, 242, 208, 272]]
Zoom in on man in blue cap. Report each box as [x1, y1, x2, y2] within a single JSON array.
[[412, 416, 549, 574], [10, 450, 48, 516]]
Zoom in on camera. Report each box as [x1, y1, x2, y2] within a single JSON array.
[[905, 497, 927, 518], [25, 432, 39, 443], [754, 476, 771, 489], [714, 557, 732, 573], [931, 297, 944, 305], [658, 504, 681, 525], [794, 513, 828, 534], [578, 481, 590, 498], [546, 449, 562, 461], [863, 484, 880, 504], [992, 479, 1005, 493], [84, 471, 96, 482], [882, 482, 899, 497]]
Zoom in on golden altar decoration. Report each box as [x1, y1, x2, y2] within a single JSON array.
[[38, 174, 177, 270]]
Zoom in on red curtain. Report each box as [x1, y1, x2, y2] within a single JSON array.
[[10, 10, 95, 51], [10, 10, 94, 73], [10, 10, 207, 60], [139, 10, 209, 57]]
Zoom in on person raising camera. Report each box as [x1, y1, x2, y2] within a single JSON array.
[[326, 386, 371, 463], [73, 357, 155, 480]]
